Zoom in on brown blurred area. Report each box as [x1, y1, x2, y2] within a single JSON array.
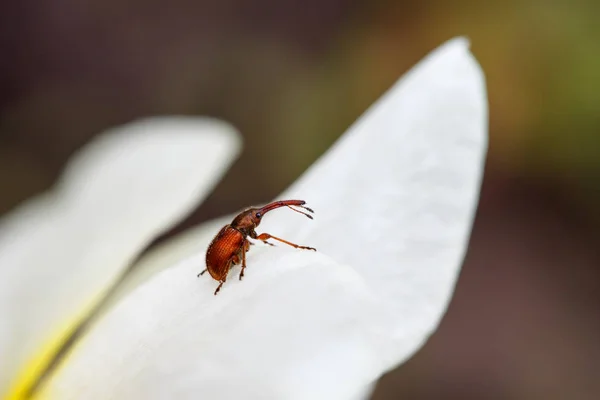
[[1, 0, 600, 399]]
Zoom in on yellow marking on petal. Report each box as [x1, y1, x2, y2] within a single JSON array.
[[3, 303, 95, 400]]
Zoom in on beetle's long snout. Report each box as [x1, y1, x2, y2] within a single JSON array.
[[258, 199, 315, 219]]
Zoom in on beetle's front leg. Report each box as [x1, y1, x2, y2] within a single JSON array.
[[249, 229, 275, 246], [255, 233, 316, 251]]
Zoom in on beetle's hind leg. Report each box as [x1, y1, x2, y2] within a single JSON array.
[[214, 279, 225, 295], [197, 269, 207, 277]]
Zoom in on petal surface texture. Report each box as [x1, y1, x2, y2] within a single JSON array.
[[0, 117, 240, 397], [46, 38, 487, 400]]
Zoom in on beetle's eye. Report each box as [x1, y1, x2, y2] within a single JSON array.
[[256, 212, 262, 218]]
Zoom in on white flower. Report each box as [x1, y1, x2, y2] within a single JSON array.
[[0, 38, 487, 400]]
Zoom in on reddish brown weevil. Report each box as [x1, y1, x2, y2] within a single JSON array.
[[198, 199, 316, 295]]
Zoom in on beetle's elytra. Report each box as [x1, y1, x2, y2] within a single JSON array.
[[198, 199, 316, 295]]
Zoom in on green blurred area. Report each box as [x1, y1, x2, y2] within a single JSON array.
[[1, 1, 599, 399], [1, 0, 599, 217]]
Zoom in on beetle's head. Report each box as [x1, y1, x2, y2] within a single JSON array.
[[230, 208, 262, 232]]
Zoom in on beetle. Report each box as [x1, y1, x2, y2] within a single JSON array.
[[198, 199, 316, 295]]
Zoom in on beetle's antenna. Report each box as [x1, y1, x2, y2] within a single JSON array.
[[286, 205, 313, 219]]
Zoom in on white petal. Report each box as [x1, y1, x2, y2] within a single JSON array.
[[45, 38, 486, 399], [274, 36, 487, 363], [48, 250, 386, 400], [98, 215, 230, 316], [0, 117, 240, 396]]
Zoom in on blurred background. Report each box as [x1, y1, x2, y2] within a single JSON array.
[[1, 0, 599, 398]]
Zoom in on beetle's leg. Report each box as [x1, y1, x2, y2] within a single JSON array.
[[239, 244, 248, 280], [197, 269, 207, 277], [231, 254, 240, 265], [214, 273, 227, 295], [250, 230, 274, 246], [255, 233, 316, 251], [214, 280, 225, 295]]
